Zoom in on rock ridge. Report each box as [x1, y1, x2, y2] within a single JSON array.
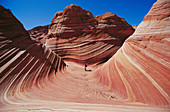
[[45, 4, 135, 64]]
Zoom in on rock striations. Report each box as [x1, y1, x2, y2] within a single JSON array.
[[0, 0, 170, 111], [28, 25, 49, 44], [46, 4, 134, 64], [95, 0, 170, 106], [0, 5, 65, 104]]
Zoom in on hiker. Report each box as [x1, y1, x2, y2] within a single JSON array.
[[84, 63, 87, 71]]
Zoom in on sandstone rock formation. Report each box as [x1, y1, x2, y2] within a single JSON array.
[[0, 0, 170, 111], [95, 0, 170, 106], [28, 25, 49, 44], [132, 25, 138, 29], [0, 5, 65, 105], [46, 4, 135, 64]]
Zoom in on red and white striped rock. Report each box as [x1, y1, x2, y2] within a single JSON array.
[[95, 0, 170, 106], [0, 0, 169, 111], [0, 5, 65, 105], [45, 4, 134, 64]]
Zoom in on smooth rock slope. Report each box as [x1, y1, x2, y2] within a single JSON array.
[[0, 5, 65, 105], [95, 0, 170, 106], [0, 0, 170, 111]]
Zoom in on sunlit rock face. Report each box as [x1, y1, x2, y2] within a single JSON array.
[[0, 5, 65, 104], [132, 25, 138, 29], [95, 0, 170, 106], [28, 25, 49, 44], [46, 4, 134, 64], [0, 0, 170, 111]]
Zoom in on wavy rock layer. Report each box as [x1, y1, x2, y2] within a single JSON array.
[[46, 4, 134, 64], [0, 0, 170, 111], [28, 25, 49, 44], [95, 0, 170, 106], [0, 5, 65, 104]]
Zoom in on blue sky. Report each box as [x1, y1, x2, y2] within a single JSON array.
[[0, 0, 157, 30]]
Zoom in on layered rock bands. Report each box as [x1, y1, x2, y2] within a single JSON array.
[[95, 0, 170, 106], [0, 5, 65, 105], [30, 5, 135, 64], [0, 0, 169, 111]]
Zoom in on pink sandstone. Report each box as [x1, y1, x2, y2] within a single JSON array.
[[0, 0, 169, 111], [95, 0, 170, 106], [45, 4, 134, 64]]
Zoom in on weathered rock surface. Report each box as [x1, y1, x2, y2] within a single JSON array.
[[0, 0, 170, 111], [46, 4, 134, 64], [0, 5, 65, 105], [28, 25, 49, 44], [95, 0, 170, 106]]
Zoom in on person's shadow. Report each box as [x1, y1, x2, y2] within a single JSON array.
[[85, 69, 92, 72]]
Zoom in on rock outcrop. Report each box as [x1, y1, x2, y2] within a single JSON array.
[[95, 0, 170, 106], [46, 4, 134, 64], [0, 0, 169, 111], [28, 25, 49, 44], [0, 5, 65, 104], [132, 25, 138, 29]]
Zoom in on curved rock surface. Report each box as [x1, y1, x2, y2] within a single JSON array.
[[28, 25, 49, 44], [46, 4, 134, 64], [95, 0, 170, 106], [0, 0, 170, 111], [0, 5, 65, 105]]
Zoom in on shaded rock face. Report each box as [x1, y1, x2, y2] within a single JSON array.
[[28, 25, 49, 44], [46, 4, 134, 64], [95, 12, 134, 37], [95, 0, 170, 106], [0, 6, 29, 41], [0, 5, 66, 102]]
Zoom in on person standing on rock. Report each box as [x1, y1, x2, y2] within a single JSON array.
[[84, 63, 87, 71], [84, 63, 92, 72]]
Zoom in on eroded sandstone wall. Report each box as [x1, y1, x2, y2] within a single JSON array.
[[0, 5, 66, 103], [95, 0, 170, 106]]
